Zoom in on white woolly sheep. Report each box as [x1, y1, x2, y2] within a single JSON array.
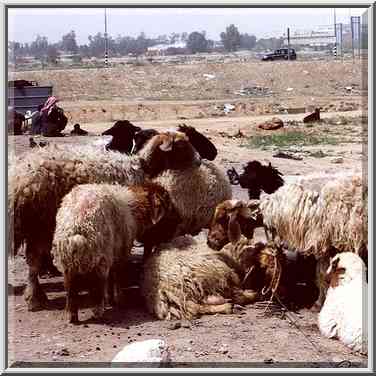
[[52, 181, 180, 323], [318, 252, 368, 355], [260, 174, 367, 257], [8, 131, 201, 311]]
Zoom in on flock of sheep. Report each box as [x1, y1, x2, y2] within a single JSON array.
[[8, 120, 368, 357]]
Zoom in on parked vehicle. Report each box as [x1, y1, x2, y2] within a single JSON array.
[[262, 48, 297, 61]]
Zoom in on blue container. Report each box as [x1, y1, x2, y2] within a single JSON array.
[[8, 80, 53, 114]]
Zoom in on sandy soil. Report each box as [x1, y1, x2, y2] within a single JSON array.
[[7, 58, 368, 369]]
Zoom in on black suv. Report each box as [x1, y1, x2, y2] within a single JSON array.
[[262, 48, 297, 61]]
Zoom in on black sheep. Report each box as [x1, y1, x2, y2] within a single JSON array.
[[102, 120, 141, 154], [227, 161, 284, 199]]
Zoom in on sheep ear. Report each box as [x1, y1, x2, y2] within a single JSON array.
[[150, 195, 165, 225], [228, 212, 241, 245]]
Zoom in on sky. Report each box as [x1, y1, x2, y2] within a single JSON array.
[[8, 7, 368, 45]]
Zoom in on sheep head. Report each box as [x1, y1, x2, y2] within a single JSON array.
[[137, 183, 182, 254], [102, 120, 141, 137], [102, 120, 141, 154], [326, 252, 366, 287], [238, 161, 284, 199], [137, 131, 202, 178], [207, 199, 262, 251]]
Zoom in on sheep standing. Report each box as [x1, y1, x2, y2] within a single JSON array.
[[259, 174, 367, 258], [8, 131, 201, 311], [318, 252, 367, 354], [153, 160, 232, 236], [52, 182, 180, 323], [133, 129, 231, 236]]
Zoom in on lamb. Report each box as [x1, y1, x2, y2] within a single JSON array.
[[227, 161, 284, 199], [8, 131, 201, 311], [102, 120, 141, 154], [318, 252, 367, 355], [52, 181, 180, 323]]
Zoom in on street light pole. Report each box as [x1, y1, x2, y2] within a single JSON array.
[[104, 8, 108, 67]]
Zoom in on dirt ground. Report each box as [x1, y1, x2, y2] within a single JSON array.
[[7, 57, 368, 369]]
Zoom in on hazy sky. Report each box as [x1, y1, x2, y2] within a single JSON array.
[[8, 7, 368, 44]]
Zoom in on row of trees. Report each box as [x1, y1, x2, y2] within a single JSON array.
[[9, 25, 284, 63]]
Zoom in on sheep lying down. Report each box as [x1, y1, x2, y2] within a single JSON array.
[[141, 234, 317, 321], [319, 252, 368, 355]]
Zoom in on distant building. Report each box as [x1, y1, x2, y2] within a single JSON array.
[[146, 42, 187, 56], [282, 25, 339, 48]]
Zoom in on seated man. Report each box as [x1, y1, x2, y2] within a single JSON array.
[[40, 96, 68, 137]]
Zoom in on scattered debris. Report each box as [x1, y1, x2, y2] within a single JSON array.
[[303, 108, 321, 123], [331, 157, 344, 164], [168, 322, 181, 330], [29, 137, 38, 148], [57, 348, 70, 356], [223, 103, 235, 114], [258, 117, 284, 130], [111, 339, 171, 366], [264, 358, 274, 364], [217, 344, 229, 354], [234, 86, 271, 97], [273, 151, 303, 161], [203, 73, 216, 80]]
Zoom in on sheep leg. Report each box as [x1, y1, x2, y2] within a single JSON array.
[[111, 265, 122, 307], [232, 289, 259, 306], [198, 302, 233, 315], [89, 268, 109, 320], [312, 257, 330, 311], [64, 272, 79, 324], [24, 239, 49, 311]]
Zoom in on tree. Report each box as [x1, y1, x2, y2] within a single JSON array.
[[46, 45, 59, 64], [239, 33, 257, 50], [30, 35, 49, 59], [186, 31, 208, 53], [61, 30, 78, 54], [220, 24, 241, 52]]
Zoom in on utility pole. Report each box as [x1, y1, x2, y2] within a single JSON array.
[[287, 27, 290, 61], [351, 16, 355, 60], [333, 8, 337, 60], [104, 8, 109, 67], [339, 22, 343, 62]]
